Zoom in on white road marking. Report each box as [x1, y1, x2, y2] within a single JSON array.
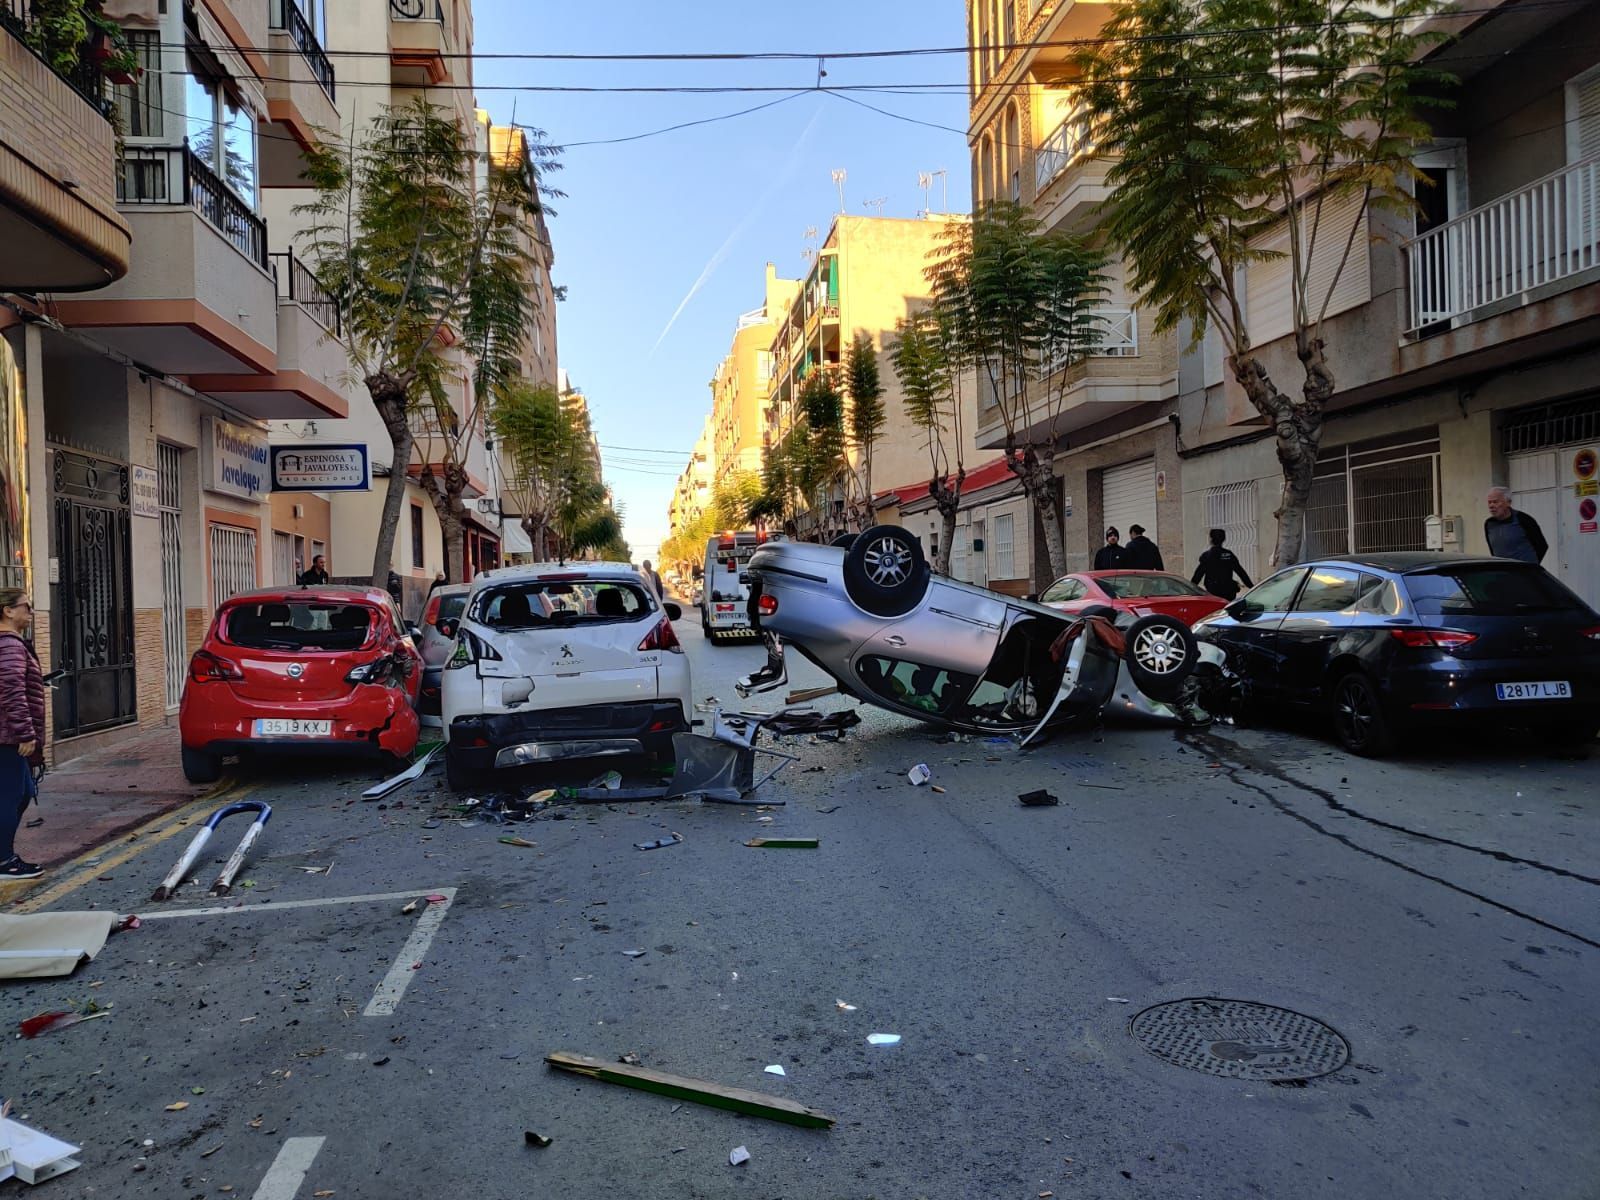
[[137, 889, 455, 921], [363, 889, 455, 1017], [251, 1136, 325, 1200]]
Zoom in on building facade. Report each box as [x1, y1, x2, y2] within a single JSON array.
[[710, 264, 798, 489]]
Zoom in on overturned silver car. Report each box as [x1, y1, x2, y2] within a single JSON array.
[[740, 525, 1233, 739]]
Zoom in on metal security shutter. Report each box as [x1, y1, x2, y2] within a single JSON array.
[[1246, 191, 1371, 344], [1101, 458, 1156, 543], [158, 443, 185, 710], [273, 531, 295, 586], [210, 524, 257, 611]]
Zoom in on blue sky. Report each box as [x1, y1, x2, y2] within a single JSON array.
[[473, 1, 972, 562]]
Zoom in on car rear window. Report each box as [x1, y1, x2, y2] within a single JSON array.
[[1404, 565, 1588, 616], [1096, 573, 1204, 599], [473, 580, 654, 629], [223, 601, 374, 651], [433, 594, 467, 624]]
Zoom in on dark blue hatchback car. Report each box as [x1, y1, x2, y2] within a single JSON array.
[[1191, 554, 1600, 756]]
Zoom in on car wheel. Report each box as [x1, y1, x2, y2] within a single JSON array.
[[843, 525, 929, 618], [1331, 672, 1395, 757], [445, 746, 479, 792], [830, 532, 858, 550], [181, 745, 221, 784], [1122, 614, 1198, 702]]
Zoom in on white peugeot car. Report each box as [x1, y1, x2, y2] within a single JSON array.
[[441, 563, 691, 791]]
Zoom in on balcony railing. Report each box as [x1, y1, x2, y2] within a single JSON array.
[[1042, 307, 1140, 375], [1405, 157, 1600, 335], [389, 0, 444, 21], [270, 0, 335, 101], [117, 143, 268, 270], [269, 250, 340, 334], [1034, 107, 1092, 193], [1, 0, 111, 118]]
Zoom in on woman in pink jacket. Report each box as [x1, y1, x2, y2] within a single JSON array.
[[0, 587, 46, 879]]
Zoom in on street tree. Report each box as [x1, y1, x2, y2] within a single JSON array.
[[928, 202, 1107, 578], [844, 333, 887, 531], [1077, 0, 1448, 564], [796, 368, 847, 537], [889, 309, 968, 574], [297, 100, 558, 583]]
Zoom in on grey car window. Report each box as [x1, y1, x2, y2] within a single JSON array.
[[1040, 578, 1084, 603], [1294, 567, 1363, 613], [1355, 574, 1400, 615], [1239, 567, 1309, 613]]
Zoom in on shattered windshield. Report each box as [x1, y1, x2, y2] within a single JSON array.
[[223, 601, 374, 651], [474, 580, 653, 629]]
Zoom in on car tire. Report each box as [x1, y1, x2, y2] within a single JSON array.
[[830, 533, 858, 550], [1122, 614, 1198, 702], [1331, 671, 1395, 757], [181, 745, 221, 784], [445, 746, 479, 793], [843, 525, 929, 618]]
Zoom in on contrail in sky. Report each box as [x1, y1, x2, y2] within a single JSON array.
[[648, 103, 823, 358]]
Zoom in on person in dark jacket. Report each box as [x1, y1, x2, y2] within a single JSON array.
[[386, 570, 404, 606], [1484, 487, 1548, 564], [426, 571, 447, 597], [1192, 528, 1254, 600], [1093, 528, 1127, 571], [0, 588, 46, 879], [1123, 524, 1165, 571], [298, 555, 329, 586]]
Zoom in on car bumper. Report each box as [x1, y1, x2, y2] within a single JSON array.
[[180, 685, 421, 757], [1382, 660, 1600, 724], [448, 700, 688, 771]]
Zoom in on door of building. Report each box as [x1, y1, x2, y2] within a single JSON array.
[[1507, 443, 1600, 612], [272, 530, 295, 586], [50, 448, 136, 738], [158, 443, 185, 710], [1102, 458, 1157, 546]]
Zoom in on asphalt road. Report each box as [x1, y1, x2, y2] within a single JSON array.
[[4, 618, 1597, 1199]]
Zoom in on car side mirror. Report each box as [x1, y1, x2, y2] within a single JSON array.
[[1025, 593, 1039, 604], [1225, 599, 1254, 619], [664, 601, 683, 621], [406, 622, 423, 640], [438, 619, 457, 639]]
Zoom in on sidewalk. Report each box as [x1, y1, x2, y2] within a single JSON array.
[[11, 726, 211, 871]]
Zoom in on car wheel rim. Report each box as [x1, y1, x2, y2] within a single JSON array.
[[1337, 681, 1371, 746], [1133, 626, 1187, 675], [863, 538, 911, 587]]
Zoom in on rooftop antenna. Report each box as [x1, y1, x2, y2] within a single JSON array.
[[830, 168, 847, 214], [917, 172, 933, 217], [802, 225, 819, 265], [862, 196, 887, 214], [931, 168, 949, 213]]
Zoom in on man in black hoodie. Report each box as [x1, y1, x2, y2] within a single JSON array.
[[1094, 528, 1127, 571], [1123, 524, 1164, 571]]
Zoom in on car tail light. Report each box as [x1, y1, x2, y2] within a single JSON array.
[[758, 593, 778, 616], [1390, 629, 1478, 651], [1582, 624, 1600, 642], [639, 617, 683, 653], [189, 650, 242, 682], [346, 655, 393, 685], [447, 630, 501, 670], [422, 594, 441, 627]]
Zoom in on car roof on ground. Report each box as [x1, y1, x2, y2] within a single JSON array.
[[471, 562, 642, 586], [222, 585, 391, 606], [1307, 553, 1509, 574]]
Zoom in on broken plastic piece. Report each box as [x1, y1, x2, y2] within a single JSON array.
[[634, 833, 684, 851], [866, 1033, 901, 1046], [524, 1130, 552, 1148], [729, 1145, 751, 1166], [545, 1051, 836, 1129], [835, 1000, 857, 1012], [1106, 996, 1131, 1004], [0, 1115, 81, 1184], [1018, 789, 1059, 807], [745, 838, 819, 849], [589, 770, 623, 790], [622, 949, 647, 958], [907, 764, 931, 786], [764, 1064, 786, 1076], [498, 836, 538, 849], [19, 1008, 109, 1039], [362, 746, 440, 800]]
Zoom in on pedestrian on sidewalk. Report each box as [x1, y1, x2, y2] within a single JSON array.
[[1484, 486, 1548, 564], [641, 559, 664, 601], [298, 554, 329, 586], [0, 588, 46, 880], [1123, 524, 1165, 571], [1094, 528, 1127, 571], [1192, 528, 1254, 600]]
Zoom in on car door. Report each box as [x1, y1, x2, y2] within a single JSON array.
[[1202, 567, 1309, 698], [1275, 566, 1366, 703]]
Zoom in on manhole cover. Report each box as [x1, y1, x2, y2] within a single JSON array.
[[1129, 998, 1350, 1081]]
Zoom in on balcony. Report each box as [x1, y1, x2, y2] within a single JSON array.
[[263, 0, 336, 182], [0, 0, 130, 289], [1032, 106, 1110, 234], [389, 0, 448, 86], [1405, 157, 1600, 336]]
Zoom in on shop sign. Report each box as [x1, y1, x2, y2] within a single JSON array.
[[202, 417, 270, 501], [131, 465, 158, 518], [271, 444, 370, 492]]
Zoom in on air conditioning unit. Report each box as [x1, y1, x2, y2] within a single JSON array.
[[476, 498, 498, 515]]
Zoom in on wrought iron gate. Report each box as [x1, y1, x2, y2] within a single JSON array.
[[51, 449, 136, 738], [159, 443, 185, 709], [210, 524, 257, 610]]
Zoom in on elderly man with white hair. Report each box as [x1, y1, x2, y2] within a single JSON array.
[[1483, 486, 1548, 564]]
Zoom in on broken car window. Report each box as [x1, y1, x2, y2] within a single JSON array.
[[224, 602, 374, 651], [476, 580, 653, 629]]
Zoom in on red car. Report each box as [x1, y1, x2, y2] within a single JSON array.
[[179, 586, 424, 782], [1038, 570, 1228, 626]]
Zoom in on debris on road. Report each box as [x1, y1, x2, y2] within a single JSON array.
[[498, 836, 539, 849], [785, 684, 838, 704], [19, 1006, 109, 1039], [589, 770, 623, 791], [745, 838, 819, 849], [866, 1034, 901, 1046], [1106, 997, 1131, 1004], [619, 1051, 642, 1065], [835, 1000, 857, 1012], [907, 763, 932, 786], [524, 1130, 553, 1148], [764, 1064, 786, 1077], [151, 800, 273, 901], [622, 949, 648, 958], [0, 1114, 81, 1184], [729, 1145, 751, 1166], [1018, 789, 1060, 807], [164, 1101, 189, 1112], [930, 785, 947, 795], [0, 911, 119, 980], [545, 1051, 837, 1129], [361, 746, 440, 800], [634, 833, 684, 851]]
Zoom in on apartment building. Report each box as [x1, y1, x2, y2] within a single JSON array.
[[709, 265, 799, 489], [669, 416, 716, 545], [966, 0, 1182, 587], [1172, 0, 1600, 610]]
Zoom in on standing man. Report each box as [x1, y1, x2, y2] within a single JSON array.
[[1123, 524, 1165, 571], [1484, 486, 1548, 563], [298, 554, 329, 586], [1192, 528, 1254, 600], [1094, 527, 1127, 571], [640, 559, 665, 601]]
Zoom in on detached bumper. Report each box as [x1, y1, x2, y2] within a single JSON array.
[[448, 700, 688, 771]]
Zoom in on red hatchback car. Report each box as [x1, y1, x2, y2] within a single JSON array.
[[1039, 570, 1228, 626], [179, 586, 423, 782]]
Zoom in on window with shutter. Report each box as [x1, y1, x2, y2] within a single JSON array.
[[1245, 191, 1371, 343], [1569, 66, 1600, 163]]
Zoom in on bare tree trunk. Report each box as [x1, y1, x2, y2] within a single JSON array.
[[369, 371, 414, 586], [1231, 347, 1328, 569], [928, 468, 964, 575], [420, 461, 469, 583], [1009, 446, 1067, 580]]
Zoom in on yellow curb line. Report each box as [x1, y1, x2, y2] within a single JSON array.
[[7, 779, 249, 913]]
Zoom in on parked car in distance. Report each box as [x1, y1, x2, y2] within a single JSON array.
[[1191, 554, 1600, 756], [179, 586, 424, 782], [417, 584, 470, 715], [1040, 570, 1228, 626], [441, 563, 690, 790]]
